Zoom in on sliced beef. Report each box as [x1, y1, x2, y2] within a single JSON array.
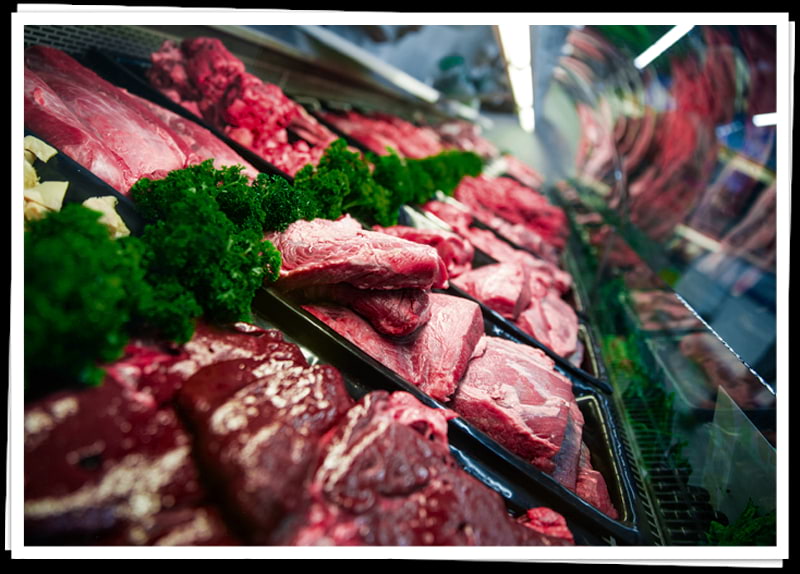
[[176, 356, 354, 544], [278, 391, 573, 546], [300, 284, 432, 339], [267, 215, 448, 292], [24, 379, 211, 544], [373, 224, 474, 278], [450, 336, 584, 480], [451, 262, 531, 321], [304, 293, 484, 402]]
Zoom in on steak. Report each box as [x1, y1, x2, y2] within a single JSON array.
[[300, 283, 432, 338], [304, 293, 485, 402], [373, 224, 474, 278], [452, 262, 531, 321], [278, 391, 574, 546], [176, 356, 354, 544], [24, 379, 214, 544], [267, 215, 449, 292], [104, 321, 301, 407]]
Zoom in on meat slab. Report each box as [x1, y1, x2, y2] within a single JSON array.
[[266, 215, 449, 292], [452, 262, 531, 321], [277, 391, 574, 546], [300, 284, 432, 339], [304, 293, 485, 402], [373, 223, 475, 278]]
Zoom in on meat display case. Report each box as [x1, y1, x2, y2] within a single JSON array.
[[18, 21, 783, 554]]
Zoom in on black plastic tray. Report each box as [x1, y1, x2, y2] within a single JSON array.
[[24, 129, 147, 236], [79, 47, 295, 182], [399, 204, 611, 394], [253, 286, 651, 546]]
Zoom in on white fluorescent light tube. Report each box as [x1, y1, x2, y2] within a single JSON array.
[[634, 24, 695, 69], [518, 106, 535, 133], [753, 112, 777, 127], [497, 25, 531, 68], [507, 65, 534, 108]]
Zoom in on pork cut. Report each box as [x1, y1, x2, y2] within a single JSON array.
[[304, 293, 485, 402], [277, 391, 574, 546], [267, 215, 449, 292]]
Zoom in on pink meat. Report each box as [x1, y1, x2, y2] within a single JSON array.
[[24, 66, 135, 193], [373, 224, 474, 278], [300, 284, 432, 339], [304, 293, 485, 402], [452, 262, 531, 321], [25, 45, 191, 186], [267, 215, 449, 292], [450, 336, 584, 477]]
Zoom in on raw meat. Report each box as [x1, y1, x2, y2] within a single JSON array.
[[23, 378, 219, 544], [278, 391, 574, 546], [267, 215, 449, 292], [147, 37, 337, 175], [575, 443, 618, 519], [454, 175, 569, 251], [451, 262, 531, 321], [24, 45, 259, 195], [304, 293, 485, 402], [320, 110, 445, 158], [450, 336, 584, 481], [24, 66, 135, 193], [300, 284, 432, 339], [176, 356, 354, 544], [373, 224, 474, 278], [104, 321, 301, 407], [25, 45, 191, 184]]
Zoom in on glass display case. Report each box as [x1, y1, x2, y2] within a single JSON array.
[[17, 17, 785, 554], [537, 24, 779, 545]]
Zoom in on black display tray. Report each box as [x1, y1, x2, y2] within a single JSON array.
[[79, 47, 295, 182], [24, 129, 147, 236], [253, 286, 651, 546], [398, 204, 611, 394]]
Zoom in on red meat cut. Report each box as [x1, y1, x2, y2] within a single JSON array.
[[304, 293, 485, 402], [373, 224, 474, 278], [300, 284, 432, 339], [267, 215, 449, 292], [278, 391, 574, 546], [450, 336, 584, 482], [452, 262, 531, 321]]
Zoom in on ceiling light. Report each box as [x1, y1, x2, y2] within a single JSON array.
[[633, 25, 695, 70]]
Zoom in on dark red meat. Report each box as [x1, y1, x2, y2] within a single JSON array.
[[278, 391, 573, 546]]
